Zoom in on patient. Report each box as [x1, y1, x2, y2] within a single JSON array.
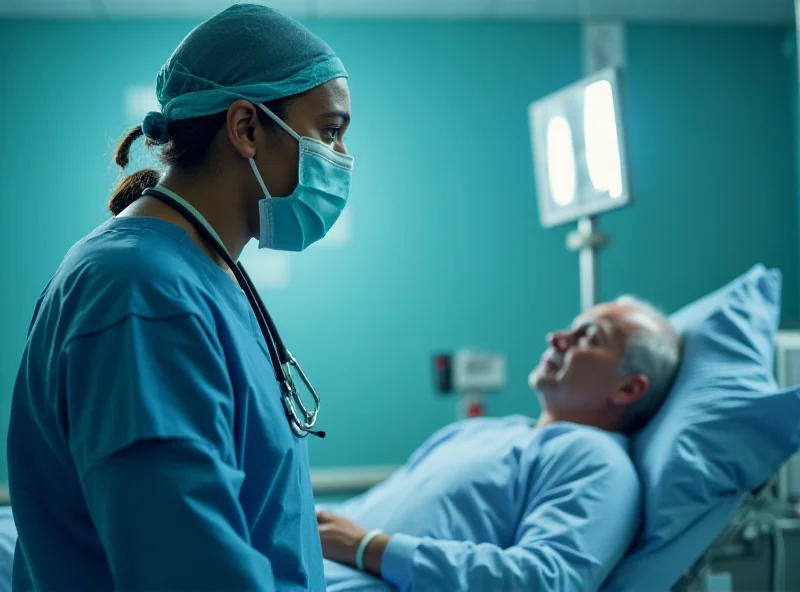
[[318, 296, 682, 591]]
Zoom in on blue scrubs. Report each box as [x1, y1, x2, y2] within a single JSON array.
[[323, 417, 641, 592], [8, 217, 323, 590]]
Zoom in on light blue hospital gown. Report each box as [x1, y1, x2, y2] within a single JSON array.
[[7, 217, 324, 590], [324, 416, 641, 592]]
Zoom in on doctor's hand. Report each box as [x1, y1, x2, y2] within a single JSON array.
[[316, 511, 390, 576]]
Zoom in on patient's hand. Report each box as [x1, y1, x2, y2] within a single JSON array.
[[317, 511, 391, 576], [316, 511, 368, 566]]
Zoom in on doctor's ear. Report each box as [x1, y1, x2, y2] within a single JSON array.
[[225, 97, 296, 159], [225, 100, 261, 159], [611, 374, 649, 407]]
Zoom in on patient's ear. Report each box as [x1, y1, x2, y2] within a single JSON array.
[[611, 374, 649, 407]]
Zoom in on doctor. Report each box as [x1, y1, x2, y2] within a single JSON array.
[[7, 4, 352, 590]]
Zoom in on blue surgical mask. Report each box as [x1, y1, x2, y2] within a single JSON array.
[[249, 104, 354, 252]]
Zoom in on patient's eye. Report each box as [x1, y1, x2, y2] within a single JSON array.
[[578, 323, 602, 347], [573, 323, 597, 348]]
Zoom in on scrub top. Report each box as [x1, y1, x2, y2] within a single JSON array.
[[7, 216, 324, 591]]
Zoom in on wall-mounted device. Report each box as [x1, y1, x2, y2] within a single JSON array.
[[433, 350, 507, 418]]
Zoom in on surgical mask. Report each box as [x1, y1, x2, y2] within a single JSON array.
[[249, 104, 354, 251]]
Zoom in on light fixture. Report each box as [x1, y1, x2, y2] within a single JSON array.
[[529, 67, 630, 228], [528, 67, 632, 310], [546, 115, 577, 207]]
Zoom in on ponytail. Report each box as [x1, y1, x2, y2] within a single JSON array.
[[108, 125, 159, 216]]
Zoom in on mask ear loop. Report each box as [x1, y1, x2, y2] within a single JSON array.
[[247, 102, 303, 198], [248, 158, 271, 197], [258, 103, 302, 141]]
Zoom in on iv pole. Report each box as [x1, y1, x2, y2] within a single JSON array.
[[567, 216, 609, 312], [569, 3, 618, 312]]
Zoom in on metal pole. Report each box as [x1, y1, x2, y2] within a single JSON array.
[[578, 216, 598, 312]]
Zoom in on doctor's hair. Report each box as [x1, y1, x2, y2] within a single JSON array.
[[614, 295, 683, 435], [108, 97, 293, 216]]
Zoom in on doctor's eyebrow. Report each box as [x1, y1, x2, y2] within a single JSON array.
[[319, 110, 351, 124]]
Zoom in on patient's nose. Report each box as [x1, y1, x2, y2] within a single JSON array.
[[549, 331, 571, 352]]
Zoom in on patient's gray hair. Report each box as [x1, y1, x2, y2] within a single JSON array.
[[614, 295, 682, 434]]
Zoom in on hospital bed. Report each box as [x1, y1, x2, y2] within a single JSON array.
[[315, 264, 800, 592]]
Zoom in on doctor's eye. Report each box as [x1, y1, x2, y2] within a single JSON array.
[[324, 127, 342, 144]]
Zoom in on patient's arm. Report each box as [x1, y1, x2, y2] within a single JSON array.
[[325, 429, 642, 592]]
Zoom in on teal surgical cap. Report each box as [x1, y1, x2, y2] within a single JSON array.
[[142, 3, 348, 144]]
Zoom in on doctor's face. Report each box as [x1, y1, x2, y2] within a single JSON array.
[[252, 77, 352, 199]]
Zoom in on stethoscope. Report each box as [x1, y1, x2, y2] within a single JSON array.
[[142, 186, 325, 439]]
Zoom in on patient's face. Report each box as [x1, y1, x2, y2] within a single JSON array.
[[529, 303, 658, 417]]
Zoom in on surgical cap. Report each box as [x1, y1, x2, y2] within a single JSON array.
[[142, 3, 348, 144]]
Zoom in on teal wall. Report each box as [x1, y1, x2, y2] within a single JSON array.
[[0, 19, 797, 481], [791, 30, 800, 303]]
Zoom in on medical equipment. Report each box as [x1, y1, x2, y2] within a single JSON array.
[[528, 65, 632, 312], [775, 330, 800, 504], [433, 350, 507, 418], [144, 186, 325, 438], [673, 481, 800, 592]]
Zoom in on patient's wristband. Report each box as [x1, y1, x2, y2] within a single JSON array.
[[355, 529, 383, 571]]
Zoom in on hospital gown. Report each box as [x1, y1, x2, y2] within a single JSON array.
[[7, 217, 324, 590], [324, 416, 641, 592]]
